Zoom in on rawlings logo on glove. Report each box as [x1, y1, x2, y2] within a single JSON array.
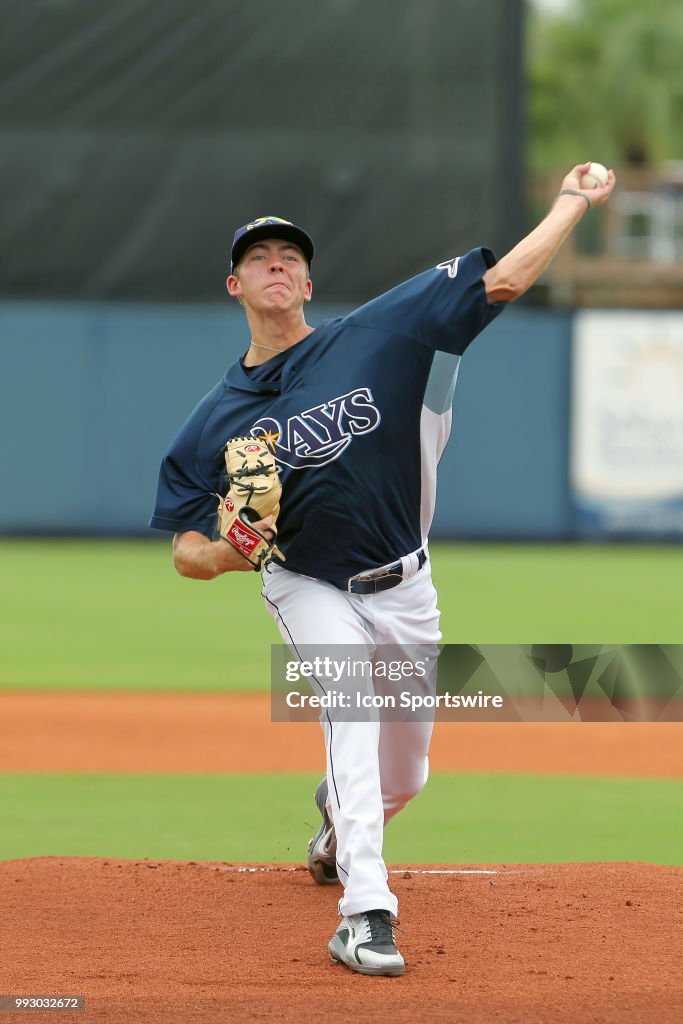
[[217, 436, 285, 570]]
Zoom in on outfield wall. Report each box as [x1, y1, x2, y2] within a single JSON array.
[[0, 301, 575, 539]]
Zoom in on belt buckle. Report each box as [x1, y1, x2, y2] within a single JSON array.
[[355, 565, 403, 592], [374, 568, 402, 583], [363, 564, 397, 582], [346, 559, 404, 593]]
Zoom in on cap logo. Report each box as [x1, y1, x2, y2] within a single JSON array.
[[246, 216, 293, 231]]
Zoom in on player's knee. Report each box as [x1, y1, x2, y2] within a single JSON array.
[[382, 775, 428, 820]]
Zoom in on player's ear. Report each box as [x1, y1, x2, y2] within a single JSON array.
[[304, 277, 312, 302], [226, 274, 241, 298]]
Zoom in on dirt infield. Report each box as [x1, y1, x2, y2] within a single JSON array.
[[0, 691, 681, 775], [0, 858, 681, 1024], [1, 692, 681, 1023]]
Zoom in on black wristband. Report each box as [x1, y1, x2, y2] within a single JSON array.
[[559, 188, 591, 209]]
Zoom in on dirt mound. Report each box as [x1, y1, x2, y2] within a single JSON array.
[[1, 858, 680, 1023]]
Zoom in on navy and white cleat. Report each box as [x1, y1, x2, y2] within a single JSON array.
[[307, 777, 339, 885], [329, 909, 405, 976]]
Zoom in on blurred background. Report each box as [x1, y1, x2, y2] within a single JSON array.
[[1, 0, 682, 543]]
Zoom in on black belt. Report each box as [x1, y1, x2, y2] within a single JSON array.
[[327, 549, 427, 595]]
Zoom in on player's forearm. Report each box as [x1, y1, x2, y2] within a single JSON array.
[[484, 162, 616, 304], [484, 192, 587, 303], [172, 530, 250, 579]]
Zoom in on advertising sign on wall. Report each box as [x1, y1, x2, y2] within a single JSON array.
[[571, 311, 683, 537]]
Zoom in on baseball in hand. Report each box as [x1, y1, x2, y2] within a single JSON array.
[[580, 162, 609, 189]]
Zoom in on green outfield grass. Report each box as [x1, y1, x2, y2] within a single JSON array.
[[0, 772, 680, 865], [1, 539, 682, 690]]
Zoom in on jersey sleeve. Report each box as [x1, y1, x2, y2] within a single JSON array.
[[349, 247, 505, 355], [149, 396, 222, 538]]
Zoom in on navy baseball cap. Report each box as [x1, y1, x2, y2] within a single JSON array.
[[230, 216, 315, 272]]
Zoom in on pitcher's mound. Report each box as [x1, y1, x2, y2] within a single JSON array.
[[1, 858, 680, 1023]]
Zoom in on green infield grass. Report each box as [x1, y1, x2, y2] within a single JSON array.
[[0, 772, 680, 865], [1, 539, 682, 690]]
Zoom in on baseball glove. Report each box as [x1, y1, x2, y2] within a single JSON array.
[[217, 436, 285, 570]]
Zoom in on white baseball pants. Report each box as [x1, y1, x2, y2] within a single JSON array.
[[261, 549, 441, 918]]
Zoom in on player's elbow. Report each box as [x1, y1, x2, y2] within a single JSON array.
[[172, 532, 216, 580], [173, 550, 194, 578], [172, 547, 194, 578], [484, 269, 527, 304]]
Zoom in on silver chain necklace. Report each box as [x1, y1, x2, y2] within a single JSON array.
[[249, 340, 288, 353]]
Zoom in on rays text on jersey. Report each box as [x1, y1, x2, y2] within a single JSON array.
[[251, 387, 381, 469]]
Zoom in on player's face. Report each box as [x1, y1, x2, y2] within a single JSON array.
[[227, 240, 312, 314]]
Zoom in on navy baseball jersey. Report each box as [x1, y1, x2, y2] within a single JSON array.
[[150, 248, 505, 579]]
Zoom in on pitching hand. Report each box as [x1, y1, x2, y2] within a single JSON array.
[[561, 162, 616, 207]]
